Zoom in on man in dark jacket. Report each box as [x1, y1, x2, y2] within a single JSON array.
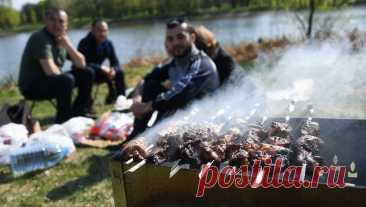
[[77, 19, 126, 104], [128, 19, 220, 139], [194, 25, 239, 85]]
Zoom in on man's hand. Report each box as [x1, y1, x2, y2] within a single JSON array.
[[101, 65, 116, 79], [131, 99, 153, 118], [57, 33, 86, 68], [121, 138, 148, 161], [163, 80, 172, 90], [108, 69, 116, 79], [57, 33, 72, 49]]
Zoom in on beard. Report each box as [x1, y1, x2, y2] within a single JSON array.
[[172, 44, 192, 58]]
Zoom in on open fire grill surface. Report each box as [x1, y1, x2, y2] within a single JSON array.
[[110, 117, 366, 207]]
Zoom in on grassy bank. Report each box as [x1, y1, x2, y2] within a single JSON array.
[[0, 54, 258, 206], [0, 65, 152, 207], [0, 8, 252, 36], [2, 33, 359, 206]]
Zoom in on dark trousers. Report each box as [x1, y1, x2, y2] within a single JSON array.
[[20, 69, 93, 123], [128, 80, 169, 139], [87, 65, 126, 97]]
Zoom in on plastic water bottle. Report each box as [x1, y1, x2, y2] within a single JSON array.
[[9, 142, 66, 177]]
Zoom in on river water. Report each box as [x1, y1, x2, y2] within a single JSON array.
[[0, 6, 365, 78]]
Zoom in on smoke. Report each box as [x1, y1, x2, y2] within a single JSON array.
[[260, 39, 366, 118], [141, 37, 366, 145]]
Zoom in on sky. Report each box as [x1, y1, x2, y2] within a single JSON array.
[[12, 0, 40, 10]]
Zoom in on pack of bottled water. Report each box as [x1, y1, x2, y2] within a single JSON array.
[[9, 142, 66, 177]]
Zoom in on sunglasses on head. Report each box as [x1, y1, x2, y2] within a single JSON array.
[[166, 18, 188, 29]]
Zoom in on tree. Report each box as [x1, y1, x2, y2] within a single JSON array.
[[0, 5, 20, 30], [307, 0, 315, 38], [290, 0, 355, 39], [21, 4, 37, 24]]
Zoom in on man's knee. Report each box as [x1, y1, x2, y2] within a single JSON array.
[[82, 67, 94, 81], [73, 68, 94, 84], [84, 66, 96, 77], [115, 69, 124, 78], [59, 73, 75, 91]]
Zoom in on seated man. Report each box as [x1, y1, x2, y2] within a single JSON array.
[[18, 8, 93, 124], [128, 19, 220, 139], [194, 25, 239, 85], [77, 19, 126, 104]]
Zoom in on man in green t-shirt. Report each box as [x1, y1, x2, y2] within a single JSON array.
[[18, 8, 93, 123]]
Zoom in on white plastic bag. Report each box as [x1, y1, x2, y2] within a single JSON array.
[[0, 123, 28, 165], [62, 117, 95, 144], [30, 126, 76, 157], [114, 95, 133, 111], [0, 144, 16, 165], [0, 123, 28, 146]]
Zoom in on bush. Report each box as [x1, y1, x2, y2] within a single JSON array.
[[0, 6, 20, 30]]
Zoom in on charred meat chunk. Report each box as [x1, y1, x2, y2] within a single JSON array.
[[296, 135, 323, 154], [301, 121, 320, 137], [267, 122, 291, 139], [264, 136, 291, 147]]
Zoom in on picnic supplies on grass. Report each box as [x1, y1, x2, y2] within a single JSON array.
[[62, 117, 95, 144], [90, 112, 133, 141], [0, 100, 36, 134], [114, 95, 133, 112], [0, 123, 29, 165], [0, 123, 28, 146], [30, 127, 76, 157], [9, 142, 66, 177]]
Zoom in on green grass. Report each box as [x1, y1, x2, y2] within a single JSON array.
[[0, 62, 253, 206], [0, 65, 152, 207]]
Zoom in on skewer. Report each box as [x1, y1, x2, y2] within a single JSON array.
[[170, 163, 190, 179], [169, 162, 188, 179], [169, 165, 182, 178], [285, 115, 290, 123], [245, 103, 260, 121], [168, 159, 182, 178], [123, 144, 155, 173], [170, 159, 181, 171], [288, 100, 296, 113], [124, 159, 146, 174], [147, 111, 159, 127], [292, 102, 315, 132], [198, 160, 215, 179], [146, 144, 154, 152], [345, 183, 356, 187], [285, 99, 296, 124], [307, 103, 314, 121], [124, 158, 133, 165], [261, 116, 268, 126]]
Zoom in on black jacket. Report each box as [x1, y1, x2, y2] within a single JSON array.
[[77, 32, 121, 71], [210, 45, 237, 84]]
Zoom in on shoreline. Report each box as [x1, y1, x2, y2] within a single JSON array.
[[1, 4, 364, 37], [0, 9, 254, 37], [0, 5, 341, 37]]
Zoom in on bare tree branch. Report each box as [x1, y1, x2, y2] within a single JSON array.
[[306, 0, 315, 38], [293, 11, 307, 37]]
